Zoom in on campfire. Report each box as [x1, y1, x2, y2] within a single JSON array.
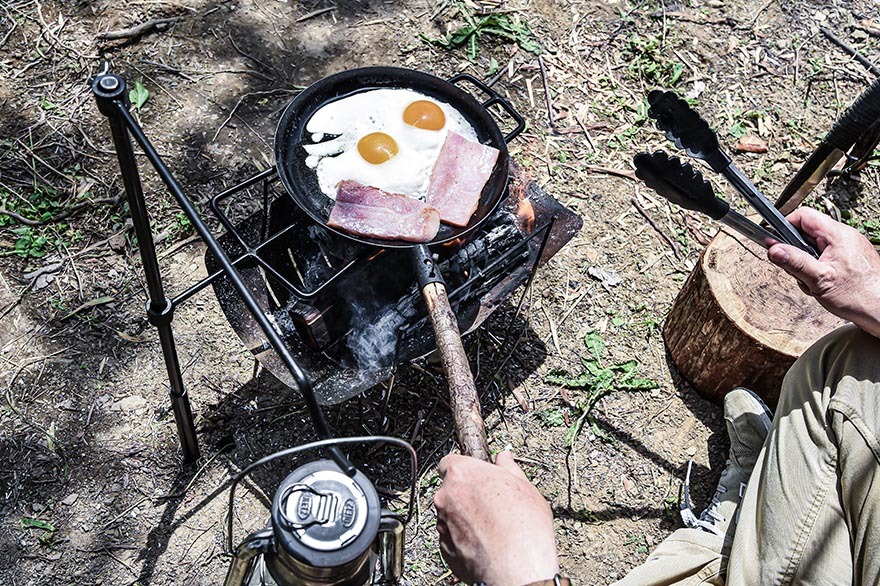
[[206, 161, 582, 406]]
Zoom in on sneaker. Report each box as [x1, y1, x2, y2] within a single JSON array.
[[681, 388, 773, 540]]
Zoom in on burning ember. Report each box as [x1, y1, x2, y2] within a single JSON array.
[[517, 198, 536, 232]]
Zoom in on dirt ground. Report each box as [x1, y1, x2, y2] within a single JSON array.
[[1, 0, 879, 584]]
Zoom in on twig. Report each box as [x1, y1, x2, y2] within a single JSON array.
[[228, 33, 273, 73], [585, 165, 637, 180], [102, 497, 148, 529], [820, 26, 880, 76], [157, 446, 231, 501], [749, 0, 775, 29], [559, 290, 590, 324], [630, 196, 681, 259], [541, 304, 561, 355], [211, 89, 293, 142], [95, 17, 179, 41], [295, 7, 335, 23], [34, 0, 92, 59], [157, 233, 202, 259], [537, 55, 559, 133], [138, 59, 197, 82], [1, 4, 17, 48], [6, 348, 73, 391], [0, 194, 122, 227], [649, 10, 732, 26], [105, 550, 139, 577]]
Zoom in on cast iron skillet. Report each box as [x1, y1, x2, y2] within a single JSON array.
[[273, 66, 522, 248], [273, 67, 524, 461]]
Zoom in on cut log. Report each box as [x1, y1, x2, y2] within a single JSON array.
[[663, 227, 846, 407]]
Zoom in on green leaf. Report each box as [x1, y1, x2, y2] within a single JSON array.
[[729, 121, 747, 138], [39, 96, 57, 110], [669, 62, 684, 85], [538, 408, 566, 427], [564, 407, 590, 446], [129, 80, 150, 111], [21, 517, 54, 532], [619, 377, 659, 391], [583, 331, 605, 360], [613, 359, 638, 377]]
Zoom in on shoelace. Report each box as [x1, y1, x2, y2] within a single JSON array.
[[680, 460, 725, 536], [680, 459, 748, 536]]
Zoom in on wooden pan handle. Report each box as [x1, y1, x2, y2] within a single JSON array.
[[421, 281, 490, 461]]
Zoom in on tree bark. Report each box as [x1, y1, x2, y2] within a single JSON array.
[[663, 228, 846, 407], [422, 282, 491, 461]]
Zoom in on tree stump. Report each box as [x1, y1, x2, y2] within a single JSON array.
[[663, 228, 846, 407]]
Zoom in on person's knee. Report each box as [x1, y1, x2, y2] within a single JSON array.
[[783, 325, 880, 404]]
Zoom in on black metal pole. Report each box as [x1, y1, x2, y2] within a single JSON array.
[[93, 74, 200, 463], [92, 70, 353, 475]]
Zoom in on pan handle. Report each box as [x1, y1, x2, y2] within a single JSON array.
[[412, 247, 491, 461], [448, 72, 526, 143]]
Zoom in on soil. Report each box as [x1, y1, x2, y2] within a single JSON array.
[[1, 0, 879, 585]]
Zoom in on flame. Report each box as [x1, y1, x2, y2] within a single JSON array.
[[517, 198, 535, 232], [443, 237, 465, 248]]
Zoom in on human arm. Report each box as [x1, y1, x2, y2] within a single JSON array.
[[433, 451, 559, 585], [767, 207, 880, 338]]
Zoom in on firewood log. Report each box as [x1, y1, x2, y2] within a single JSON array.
[[663, 228, 846, 407]]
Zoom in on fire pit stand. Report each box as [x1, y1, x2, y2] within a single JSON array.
[[91, 66, 581, 466], [93, 68, 353, 471]]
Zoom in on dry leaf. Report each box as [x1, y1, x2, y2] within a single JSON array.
[[735, 134, 768, 153]]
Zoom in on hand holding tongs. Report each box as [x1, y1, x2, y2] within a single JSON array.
[[636, 90, 819, 258]]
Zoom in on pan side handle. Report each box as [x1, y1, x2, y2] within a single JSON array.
[[421, 281, 491, 461]]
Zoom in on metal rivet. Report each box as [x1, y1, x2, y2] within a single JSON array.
[[98, 76, 120, 91]]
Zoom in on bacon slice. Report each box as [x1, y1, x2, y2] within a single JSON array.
[[427, 132, 500, 227], [328, 180, 440, 243]]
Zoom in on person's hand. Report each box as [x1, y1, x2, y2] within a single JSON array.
[[767, 207, 880, 337], [433, 451, 559, 585]]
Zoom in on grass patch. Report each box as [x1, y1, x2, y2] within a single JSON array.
[[421, 2, 542, 61], [544, 331, 658, 446], [623, 34, 684, 87]]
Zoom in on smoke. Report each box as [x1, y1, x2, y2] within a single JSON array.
[[346, 303, 405, 372]]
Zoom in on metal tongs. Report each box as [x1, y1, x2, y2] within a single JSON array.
[[634, 90, 819, 258]]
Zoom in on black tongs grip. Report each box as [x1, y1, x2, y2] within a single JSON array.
[[647, 90, 819, 258], [633, 151, 778, 250]]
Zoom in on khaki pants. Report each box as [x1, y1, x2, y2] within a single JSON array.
[[612, 325, 880, 586]]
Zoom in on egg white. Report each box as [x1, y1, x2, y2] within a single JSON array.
[[302, 89, 479, 201]]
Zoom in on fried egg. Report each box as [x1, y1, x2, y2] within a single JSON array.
[[302, 89, 479, 200]]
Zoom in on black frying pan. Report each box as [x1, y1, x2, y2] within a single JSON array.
[[274, 66, 521, 248], [273, 67, 524, 460]]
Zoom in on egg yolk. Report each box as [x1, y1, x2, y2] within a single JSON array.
[[357, 132, 399, 164], [403, 100, 446, 130]]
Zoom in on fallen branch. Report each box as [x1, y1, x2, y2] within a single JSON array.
[[821, 26, 880, 76], [295, 7, 335, 23], [95, 17, 179, 41], [650, 10, 732, 26]]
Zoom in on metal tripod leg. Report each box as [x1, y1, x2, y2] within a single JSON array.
[[93, 74, 200, 463]]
